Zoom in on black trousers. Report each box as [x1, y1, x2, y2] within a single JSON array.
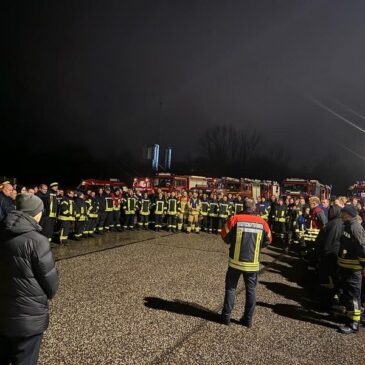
[[104, 211, 114, 230], [40, 216, 56, 241], [222, 267, 258, 323], [138, 214, 149, 228], [85, 218, 97, 234], [166, 214, 177, 229], [208, 216, 218, 232], [112, 211, 121, 229], [201, 215, 209, 231], [58, 220, 71, 242], [0, 333, 43, 365], [339, 269, 362, 322], [96, 211, 107, 232], [74, 220, 86, 238], [155, 214, 163, 228], [317, 254, 339, 309], [123, 214, 135, 229]]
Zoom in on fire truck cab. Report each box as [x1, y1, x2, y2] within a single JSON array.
[[348, 181, 365, 200], [260, 180, 281, 199], [152, 173, 208, 192], [132, 177, 153, 194], [241, 178, 261, 200], [78, 178, 127, 192], [281, 178, 328, 199]]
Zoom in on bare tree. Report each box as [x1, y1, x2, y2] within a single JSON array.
[[199, 124, 261, 176]]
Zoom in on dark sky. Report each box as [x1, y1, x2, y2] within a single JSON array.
[[2, 1, 365, 177]]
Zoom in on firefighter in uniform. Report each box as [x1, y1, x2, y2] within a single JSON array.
[[273, 198, 287, 242], [85, 190, 99, 237], [268, 195, 277, 231], [138, 192, 151, 229], [256, 197, 269, 221], [58, 189, 76, 244], [74, 192, 88, 240], [208, 193, 219, 234], [177, 191, 189, 231], [187, 191, 201, 233], [166, 191, 179, 232], [337, 205, 365, 334], [233, 195, 244, 215], [104, 187, 114, 231], [112, 189, 122, 231], [37, 183, 58, 242], [285, 197, 297, 250], [96, 188, 107, 234], [218, 195, 231, 233], [221, 198, 272, 327], [122, 189, 138, 230], [152, 192, 166, 231], [200, 193, 210, 232], [303, 197, 327, 262]]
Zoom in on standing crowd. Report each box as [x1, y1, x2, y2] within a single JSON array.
[[1, 180, 365, 337]]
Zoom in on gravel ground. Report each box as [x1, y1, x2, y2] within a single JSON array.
[[38, 231, 365, 365]]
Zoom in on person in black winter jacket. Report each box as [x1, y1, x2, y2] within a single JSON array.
[[0, 193, 59, 365], [0, 181, 15, 222], [314, 204, 344, 310]]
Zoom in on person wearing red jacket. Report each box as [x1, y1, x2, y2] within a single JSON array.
[[220, 198, 272, 328]]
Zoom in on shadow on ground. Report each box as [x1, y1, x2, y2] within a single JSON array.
[[144, 297, 222, 324]]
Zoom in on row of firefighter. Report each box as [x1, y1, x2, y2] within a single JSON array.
[[37, 187, 256, 243]]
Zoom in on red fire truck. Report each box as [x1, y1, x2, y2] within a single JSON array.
[[152, 173, 208, 192], [78, 178, 127, 191], [348, 181, 365, 200], [132, 177, 154, 194], [260, 180, 281, 199], [281, 178, 331, 199]]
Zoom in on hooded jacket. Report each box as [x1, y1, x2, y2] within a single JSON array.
[[0, 211, 59, 337], [315, 205, 344, 257]]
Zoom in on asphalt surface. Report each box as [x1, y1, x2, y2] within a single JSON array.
[[39, 231, 365, 365]]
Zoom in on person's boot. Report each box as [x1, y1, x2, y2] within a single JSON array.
[[240, 317, 252, 328], [338, 321, 360, 334], [221, 314, 231, 326]]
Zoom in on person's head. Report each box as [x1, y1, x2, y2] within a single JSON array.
[[212, 193, 217, 200], [289, 197, 294, 205], [309, 196, 320, 209], [299, 197, 306, 206], [270, 195, 276, 202], [15, 185, 27, 194], [11, 189, 17, 200], [143, 191, 148, 199], [39, 184, 48, 194], [158, 192, 163, 198], [32, 185, 38, 194], [58, 189, 64, 197], [28, 188, 35, 196], [16, 193, 44, 223], [278, 198, 284, 206], [128, 189, 133, 196], [321, 199, 329, 208], [341, 205, 358, 222], [237, 195, 242, 201], [352, 197, 359, 207], [171, 191, 176, 197], [50, 182, 59, 193], [261, 197, 266, 203], [303, 207, 310, 216], [223, 195, 228, 202], [192, 191, 198, 199], [66, 189, 74, 198], [105, 187, 111, 195], [228, 193, 232, 199], [98, 188, 103, 195], [1, 182, 13, 197], [76, 192, 84, 200], [202, 193, 207, 199], [182, 191, 187, 197], [244, 198, 255, 211], [90, 191, 96, 198]]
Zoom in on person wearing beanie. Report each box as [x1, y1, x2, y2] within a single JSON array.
[[0, 193, 59, 363], [336, 205, 365, 334]]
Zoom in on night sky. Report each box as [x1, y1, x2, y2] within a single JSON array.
[[2, 1, 365, 190]]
